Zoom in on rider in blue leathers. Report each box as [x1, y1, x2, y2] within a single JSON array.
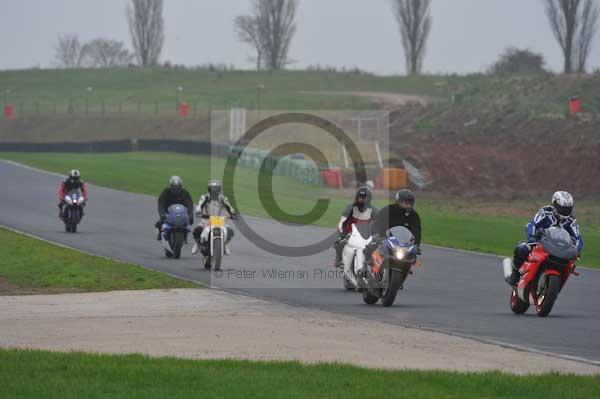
[[506, 191, 583, 285]]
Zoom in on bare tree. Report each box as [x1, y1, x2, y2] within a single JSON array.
[[576, 0, 599, 72], [126, 0, 164, 67], [234, 15, 263, 70], [84, 38, 134, 68], [544, 0, 599, 73], [54, 34, 86, 68], [234, 0, 297, 70], [390, 0, 432, 75]]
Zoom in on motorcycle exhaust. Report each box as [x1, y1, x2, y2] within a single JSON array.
[[502, 258, 513, 280]]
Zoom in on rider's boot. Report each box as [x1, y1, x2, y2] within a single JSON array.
[[156, 228, 162, 241], [333, 240, 344, 268], [506, 259, 521, 286], [191, 241, 200, 255], [224, 244, 231, 256]]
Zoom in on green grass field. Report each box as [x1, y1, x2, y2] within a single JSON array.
[[1, 68, 598, 117], [2, 151, 599, 267], [0, 227, 196, 295], [1, 349, 598, 399], [0, 68, 437, 114]]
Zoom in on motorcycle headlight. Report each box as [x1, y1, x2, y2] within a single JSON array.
[[394, 248, 406, 260]]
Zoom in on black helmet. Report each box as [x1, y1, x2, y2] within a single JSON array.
[[355, 186, 372, 212], [395, 189, 415, 212], [169, 176, 183, 194], [208, 179, 222, 200]]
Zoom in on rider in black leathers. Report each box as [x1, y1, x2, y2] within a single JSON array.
[[362, 189, 422, 273], [155, 176, 194, 240]]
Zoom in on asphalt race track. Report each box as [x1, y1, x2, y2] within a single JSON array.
[[1, 160, 599, 364]]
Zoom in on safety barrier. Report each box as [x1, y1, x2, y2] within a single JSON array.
[[0, 139, 322, 186], [0, 140, 132, 153], [230, 145, 322, 185]]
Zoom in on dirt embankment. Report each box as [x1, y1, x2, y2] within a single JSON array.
[[388, 107, 600, 199], [1, 289, 598, 375]]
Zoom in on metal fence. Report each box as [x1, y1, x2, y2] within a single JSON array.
[[0, 87, 372, 119]]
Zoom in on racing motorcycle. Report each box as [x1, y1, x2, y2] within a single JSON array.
[[198, 215, 231, 270], [343, 223, 419, 307], [160, 204, 190, 259], [61, 189, 85, 233], [503, 227, 579, 317]]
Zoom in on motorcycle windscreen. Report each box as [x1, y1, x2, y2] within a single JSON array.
[[387, 226, 414, 247], [166, 204, 189, 227], [540, 227, 578, 260], [67, 189, 82, 198]]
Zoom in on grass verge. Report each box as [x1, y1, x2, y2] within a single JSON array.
[[0, 349, 599, 399], [0, 227, 197, 295], [1, 151, 599, 267]]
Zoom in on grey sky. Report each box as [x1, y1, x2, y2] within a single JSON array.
[[0, 0, 598, 74]]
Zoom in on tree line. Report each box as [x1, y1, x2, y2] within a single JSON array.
[[55, 0, 600, 75], [55, 0, 164, 68]]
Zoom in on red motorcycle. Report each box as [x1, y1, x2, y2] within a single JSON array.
[[505, 227, 579, 317]]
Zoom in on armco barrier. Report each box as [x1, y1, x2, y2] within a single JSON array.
[[0, 139, 322, 186], [0, 140, 132, 153], [137, 139, 211, 155]]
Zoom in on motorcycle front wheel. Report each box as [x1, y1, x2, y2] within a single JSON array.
[[343, 275, 355, 291], [212, 237, 223, 270], [380, 269, 406, 307], [362, 290, 379, 305], [536, 274, 561, 317], [169, 231, 185, 259]]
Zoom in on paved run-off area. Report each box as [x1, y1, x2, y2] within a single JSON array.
[[1, 288, 598, 375]]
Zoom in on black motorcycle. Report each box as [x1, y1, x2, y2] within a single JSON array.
[[61, 189, 85, 233]]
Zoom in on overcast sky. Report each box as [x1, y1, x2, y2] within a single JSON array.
[[0, 0, 598, 75]]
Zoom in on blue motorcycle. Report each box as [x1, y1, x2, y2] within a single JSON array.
[[160, 204, 190, 259]]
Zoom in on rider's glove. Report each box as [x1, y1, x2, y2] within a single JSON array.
[[160, 214, 166, 221], [416, 245, 422, 255]]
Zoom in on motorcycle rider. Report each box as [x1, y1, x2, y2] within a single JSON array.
[[155, 176, 194, 240], [192, 179, 238, 255], [506, 191, 584, 286], [333, 185, 377, 267], [58, 169, 88, 219], [362, 189, 422, 273]]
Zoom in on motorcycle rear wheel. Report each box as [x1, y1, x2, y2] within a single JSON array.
[[536, 275, 560, 317], [510, 287, 529, 314]]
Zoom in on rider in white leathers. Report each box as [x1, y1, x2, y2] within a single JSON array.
[[191, 180, 237, 255]]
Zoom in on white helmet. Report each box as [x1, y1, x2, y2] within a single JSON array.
[[169, 176, 183, 193], [552, 191, 574, 219], [69, 169, 81, 179]]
